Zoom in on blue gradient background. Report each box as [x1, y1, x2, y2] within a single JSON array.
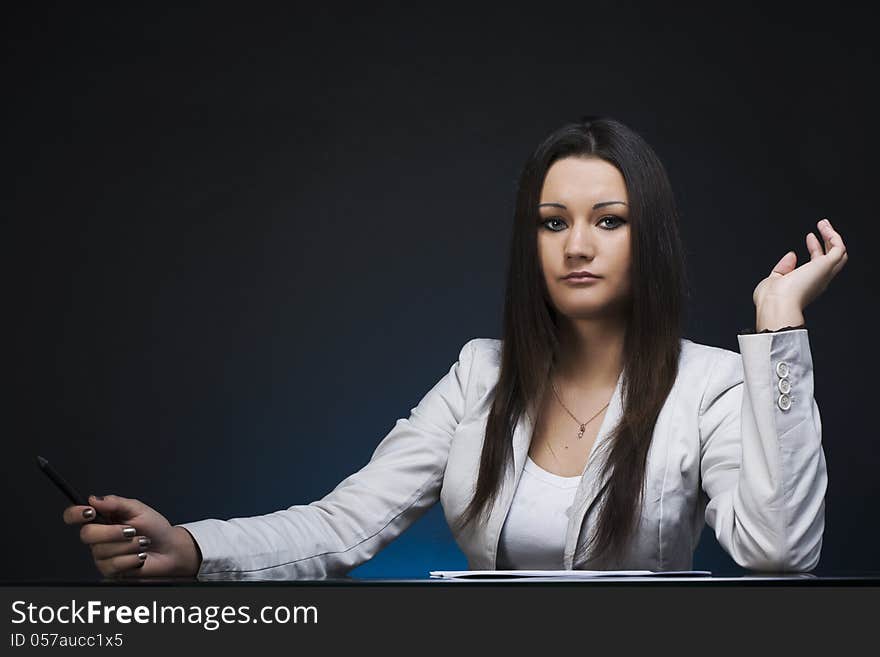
[[4, 2, 877, 581]]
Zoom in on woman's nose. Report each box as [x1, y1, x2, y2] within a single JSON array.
[[564, 222, 596, 258]]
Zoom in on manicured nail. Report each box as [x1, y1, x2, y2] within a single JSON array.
[[122, 527, 136, 538], [82, 508, 95, 520], [138, 537, 151, 548], [137, 552, 147, 561]]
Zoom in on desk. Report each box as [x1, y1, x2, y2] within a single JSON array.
[[122, 572, 880, 584], [7, 573, 880, 584]]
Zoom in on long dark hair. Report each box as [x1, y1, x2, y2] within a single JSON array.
[[452, 115, 689, 566]]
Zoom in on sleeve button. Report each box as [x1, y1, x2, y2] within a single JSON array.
[[777, 378, 791, 394], [777, 393, 791, 411], [775, 362, 790, 378]]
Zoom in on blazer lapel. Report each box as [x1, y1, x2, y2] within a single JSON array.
[[563, 368, 625, 568], [511, 404, 534, 483], [484, 404, 535, 569]]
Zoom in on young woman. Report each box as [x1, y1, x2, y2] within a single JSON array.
[[63, 116, 848, 578]]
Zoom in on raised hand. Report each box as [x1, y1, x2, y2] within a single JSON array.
[[752, 218, 848, 330]]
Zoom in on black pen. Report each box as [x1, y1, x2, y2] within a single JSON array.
[[37, 455, 110, 524]]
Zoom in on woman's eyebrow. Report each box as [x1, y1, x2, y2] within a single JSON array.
[[537, 201, 628, 209]]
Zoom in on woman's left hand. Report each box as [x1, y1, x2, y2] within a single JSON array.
[[752, 218, 848, 324]]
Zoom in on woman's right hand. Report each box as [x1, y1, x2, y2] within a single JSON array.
[[63, 494, 202, 579]]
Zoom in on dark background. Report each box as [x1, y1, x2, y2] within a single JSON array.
[[4, 2, 877, 581]]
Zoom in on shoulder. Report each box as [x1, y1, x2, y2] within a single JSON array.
[[460, 337, 502, 367], [456, 338, 503, 375], [463, 337, 502, 354], [679, 337, 741, 372], [680, 338, 744, 413], [454, 339, 503, 399]]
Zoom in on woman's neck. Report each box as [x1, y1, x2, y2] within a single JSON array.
[[554, 317, 626, 392]]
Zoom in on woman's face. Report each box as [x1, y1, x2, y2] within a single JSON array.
[[537, 156, 632, 321]]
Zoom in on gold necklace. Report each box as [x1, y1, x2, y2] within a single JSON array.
[[549, 378, 610, 448]]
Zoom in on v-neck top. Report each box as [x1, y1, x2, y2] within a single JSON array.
[[495, 455, 583, 569]]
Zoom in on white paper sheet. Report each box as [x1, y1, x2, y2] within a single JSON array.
[[429, 569, 712, 579]]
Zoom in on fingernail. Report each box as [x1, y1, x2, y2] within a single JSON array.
[[122, 527, 136, 538], [82, 508, 95, 520], [137, 552, 147, 561], [135, 560, 145, 568], [138, 537, 151, 548]]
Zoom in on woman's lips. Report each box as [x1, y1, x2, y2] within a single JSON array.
[[563, 277, 600, 284]]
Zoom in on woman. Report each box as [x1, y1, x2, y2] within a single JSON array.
[[63, 116, 848, 578]]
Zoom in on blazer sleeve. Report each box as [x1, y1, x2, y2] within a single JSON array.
[[175, 338, 478, 579], [698, 328, 827, 572]]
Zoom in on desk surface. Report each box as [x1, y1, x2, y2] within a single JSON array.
[[6, 573, 880, 586]]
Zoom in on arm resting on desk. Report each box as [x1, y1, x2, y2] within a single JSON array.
[[699, 329, 827, 572], [175, 340, 477, 579]]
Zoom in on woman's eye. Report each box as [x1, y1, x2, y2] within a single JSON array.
[[599, 215, 626, 229], [541, 217, 566, 231]]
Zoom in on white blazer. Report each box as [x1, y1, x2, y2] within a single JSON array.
[[179, 330, 826, 578]]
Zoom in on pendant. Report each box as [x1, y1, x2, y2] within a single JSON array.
[[577, 424, 586, 440]]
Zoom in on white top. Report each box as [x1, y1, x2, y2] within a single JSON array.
[[496, 455, 582, 569]]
